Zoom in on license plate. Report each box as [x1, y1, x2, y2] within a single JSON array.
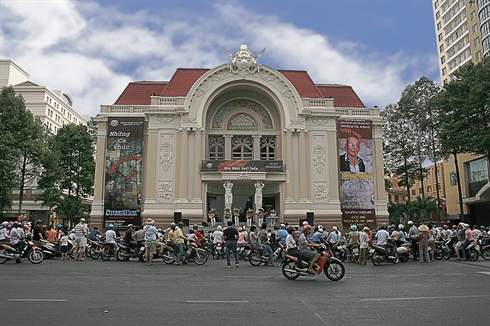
[[369, 249, 375, 253]]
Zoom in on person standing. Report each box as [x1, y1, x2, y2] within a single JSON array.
[[45, 225, 57, 242], [73, 218, 88, 261], [143, 218, 158, 265], [461, 224, 474, 261], [59, 231, 69, 260], [32, 220, 44, 246], [417, 224, 430, 263], [358, 227, 370, 265], [223, 221, 239, 267], [233, 208, 240, 227], [408, 221, 419, 261], [246, 209, 253, 227], [208, 208, 216, 227], [257, 208, 264, 226], [174, 222, 186, 265]]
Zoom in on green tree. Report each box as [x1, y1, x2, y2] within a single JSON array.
[[37, 123, 95, 225], [0, 86, 33, 215], [411, 197, 439, 223], [434, 57, 490, 219]]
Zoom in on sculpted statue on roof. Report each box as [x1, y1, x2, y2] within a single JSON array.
[[223, 43, 265, 75]]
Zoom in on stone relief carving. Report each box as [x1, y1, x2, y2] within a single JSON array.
[[279, 85, 291, 99], [228, 113, 257, 131], [237, 172, 251, 180], [314, 183, 329, 202], [291, 118, 305, 124], [157, 117, 174, 123], [212, 99, 273, 130], [181, 117, 196, 123], [158, 183, 173, 202], [160, 142, 172, 172], [313, 145, 326, 173], [258, 70, 275, 82], [312, 119, 328, 125]]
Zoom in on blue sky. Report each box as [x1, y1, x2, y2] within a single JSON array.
[[0, 0, 439, 117]]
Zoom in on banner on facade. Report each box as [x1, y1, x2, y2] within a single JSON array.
[[338, 119, 376, 228], [104, 117, 144, 229], [201, 160, 284, 173]]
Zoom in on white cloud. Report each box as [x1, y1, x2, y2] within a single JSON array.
[[0, 0, 436, 117]]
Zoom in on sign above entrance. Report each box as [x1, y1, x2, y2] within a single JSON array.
[[202, 160, 284, 173]]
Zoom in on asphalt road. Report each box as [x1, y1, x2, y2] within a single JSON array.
[[1, 254, 489, 326]]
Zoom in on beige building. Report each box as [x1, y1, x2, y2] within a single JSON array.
[[90, 45, 388, 231], [0, 59, 88, 221], [432, 0, 485, 85]]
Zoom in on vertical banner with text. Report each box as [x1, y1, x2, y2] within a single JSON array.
[[104, 117, 144, 229], [338, 119, 376, 229]]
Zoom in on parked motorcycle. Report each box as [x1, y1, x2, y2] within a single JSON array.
[[281, 242, 345, 281], [370, 242, 399, 265], [162, 242, 208, 265], [458, 241, 479, 261], [0, 238, 44, 264], [116, 242, 140, 261], [434, 239, 452, 260], [212, 241, 225, 260], [330, 241, 346, 262], [38, 239, 75, 259], [477, 236, 490, 260], [248, 245, 274, 266], [397, 243, 412, 262]]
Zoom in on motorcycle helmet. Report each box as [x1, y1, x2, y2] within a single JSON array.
[[36, 220, 42, 225], [407, 220, 413, 225], [390, 224, 396, 229], [350, 225, 357, 231], [303, 225, 311, 231], [238, 227, 242, 232], [381, 223, 388, 230], [398, 224, 405, 230], [127, 224, 134, 228], [2, 221, 9, 227], [177, 222, 184, 227], [332, 226, 338, 231], [481, 226, 486, 229], [57, 224, 63, 229], [189, 228, 194, 233], [109, 224, 114, 229]]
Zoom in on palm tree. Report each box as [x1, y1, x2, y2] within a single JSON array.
[[411, 197, 439, 223]]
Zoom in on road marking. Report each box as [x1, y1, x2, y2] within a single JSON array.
[[187, 301, 249, 303], [8, 299, 67, 302], [478, 271, 490, 275], [361, 295, 488, 302]]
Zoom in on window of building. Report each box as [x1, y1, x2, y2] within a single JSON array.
[[474, 37, 480, 46], [427, 185, 433, 193], [471, 10, 476, 20], [434, 1, 438, 9], [208, 136, 224, 160], [476, 50, 482, 60], [232, 136, 253, 160], [466, 157, 489, 197], [442, 67, 447, 75], [411, 189, 416, 196], [260, 136, 276, 160], [440, 44, 445, 52], [436, 11, 441, 19], [438, 33, 444, 41], [473, 23, 479, 33], [437, 22, 442, 31], [441, 55, 446, 64]]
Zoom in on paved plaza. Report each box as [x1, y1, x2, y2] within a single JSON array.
[[1, 256, 489, 326]]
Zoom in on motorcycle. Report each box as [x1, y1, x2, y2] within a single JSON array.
[[281, 242, 345, 281], [477, 235, 490, 260], [330, 241, 346, 262], [458, 241, 479, 261], [116, 242, 140, 261], [37, 239, 75, 259], [248, 245, 275, 266], [397, 243, 412, 262], [162, 242, 208, 265], [86, 238, 104, 260], [370, 241, 399, 266], [212, 241, 225, 260], [0, 238, 44, 264], [237, 243, 252, 261], [434, 239, 452, 260]]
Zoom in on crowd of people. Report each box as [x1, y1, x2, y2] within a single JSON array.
[[1, 216, 489, 267]]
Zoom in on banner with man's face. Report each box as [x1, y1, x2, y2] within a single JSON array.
[[338, 119, 376, 228], [104, 117, 144, 229]]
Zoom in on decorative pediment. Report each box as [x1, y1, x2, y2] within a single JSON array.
[[228, 113, 257, 131], [211, 99, 273, 130]]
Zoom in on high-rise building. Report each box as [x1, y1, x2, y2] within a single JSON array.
[[432, 0, 484, 85], [0, 59, 89, 221]]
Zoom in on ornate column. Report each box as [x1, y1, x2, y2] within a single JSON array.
[[253, 135, 261, 160], [254, 181, 264, 211], [283, 129, 294, 201], [224, 134, 232, 160], [178, 128, 189, 202], [192, 128, 204, 201], [298, 129, 308, 200]]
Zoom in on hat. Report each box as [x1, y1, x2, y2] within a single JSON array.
[[238, 227, 243, 231], [146, 218, 155, 225], [418, 224, 429, 232], [233, 208, 240, 211], [407, 220, 413, 225], [127, 224, 134, 228], [247, 208, 253, 213], [80, 218, 86, 222], [258, 207, 264, 211]]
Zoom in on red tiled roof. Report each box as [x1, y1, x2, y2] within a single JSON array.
[[114, 81, 168, 105], [278, 70, 323, 99], [113, 69, 365, 108], [160, 68, 209, 97], [316, 84, 365, 108]]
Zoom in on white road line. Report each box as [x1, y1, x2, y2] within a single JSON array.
[[478, 271, 490, 275], [8, 299, 67, 302], [361, 295, 488, 302], [187, 301, 249, 303]]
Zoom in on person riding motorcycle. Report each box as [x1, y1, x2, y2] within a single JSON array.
[[376, 223, 395, 259], [297, 225, 320, 274], [124, 224, 138, 253], [345, 225, 359, 259], [326, 226, 342, 247], [105, 224, 118, 253]]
